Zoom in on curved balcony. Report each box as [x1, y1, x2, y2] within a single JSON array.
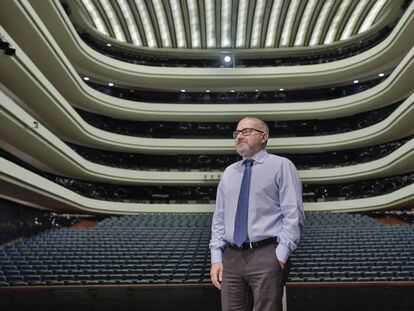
[[1, 156, 413, 214], [1, 91, 413, 185]]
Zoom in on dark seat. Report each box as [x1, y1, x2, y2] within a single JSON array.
[[28, 280, 46, 286], [63, 280, 82, 285], [76, 275, 91, 281], [24, 275, 41, 281], [396, 271, 410, 277], [9, 281, 28, 286], [82, 280, 100, 285], [42, 275, 58, 281]]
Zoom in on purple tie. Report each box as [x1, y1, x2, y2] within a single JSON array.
[[233, 159, 254, 247]]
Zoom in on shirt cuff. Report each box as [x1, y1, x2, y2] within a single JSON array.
[[276, 243, 291, 263], [211, 249, 223, 264]]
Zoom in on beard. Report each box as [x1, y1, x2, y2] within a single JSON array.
[[236, 143, 257, 157]]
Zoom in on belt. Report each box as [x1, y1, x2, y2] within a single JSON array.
[[227, 237, 278, 250]]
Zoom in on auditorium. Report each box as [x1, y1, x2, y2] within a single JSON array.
[[0, 0, 413, 310]]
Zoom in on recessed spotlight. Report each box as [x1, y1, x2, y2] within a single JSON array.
[[83, 76, 90, 81], [230, 89, 235, 92], [255, 89, 259, 92], [378, 73, 385, 77], [206, 90, 211, 93], [353, 80, 359, 84], [224, 55, 232, 63], [108, 82, 114, 86], [106, 43, 112, 47], [181, 89, 186, 92], [279, 88, 284, 91]]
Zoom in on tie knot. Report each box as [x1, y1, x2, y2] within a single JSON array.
[[243, 159, 254, 167]]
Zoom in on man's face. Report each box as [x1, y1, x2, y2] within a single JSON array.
[[234, 118, 268, 158]]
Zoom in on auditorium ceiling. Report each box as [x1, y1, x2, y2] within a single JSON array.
[[66, 0, 404, 50]]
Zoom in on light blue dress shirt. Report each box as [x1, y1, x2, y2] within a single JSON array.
[[210, 149, 305, 264]]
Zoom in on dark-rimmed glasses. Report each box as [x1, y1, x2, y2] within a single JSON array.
[[232, 128, 264, 139]]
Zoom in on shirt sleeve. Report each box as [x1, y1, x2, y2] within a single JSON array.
[[209, 177, 227, 264], [275, 160, 305, 263]]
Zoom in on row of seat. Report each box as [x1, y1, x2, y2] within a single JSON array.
[[1, 212, 413, 286]]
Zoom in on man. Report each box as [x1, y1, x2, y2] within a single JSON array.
[[210, 116, 304, 311]]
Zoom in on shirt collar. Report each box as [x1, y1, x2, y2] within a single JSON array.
[[239, 149, 268, 167]]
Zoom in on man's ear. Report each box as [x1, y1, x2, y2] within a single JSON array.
[[261, 133, 268, 143]]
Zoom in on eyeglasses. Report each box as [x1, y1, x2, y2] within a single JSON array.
[[232, 128, 264, 139]]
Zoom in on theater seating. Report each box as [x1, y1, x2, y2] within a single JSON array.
[[0, 212, 413, 286]]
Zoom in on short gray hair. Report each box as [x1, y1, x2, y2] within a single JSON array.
[[240, 116, 269, 134]]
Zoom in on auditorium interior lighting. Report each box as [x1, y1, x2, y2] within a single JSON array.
[[78, 0, 390, 48]]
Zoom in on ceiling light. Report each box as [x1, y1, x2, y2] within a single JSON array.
[[108, 82, 114, 86], [83, 76, 90, 81], [378, 73, 385, 77], [279, 88, 284, 91], [206, 90, 211, 93], [221, 53, 234, 67], [181, 89, 186, 92], [353, 80, 359, 84], [230, 89, 235, 92], [255, 89, 259, 92]]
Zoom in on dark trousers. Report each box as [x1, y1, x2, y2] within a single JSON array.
[[221, 243, 289, 311]]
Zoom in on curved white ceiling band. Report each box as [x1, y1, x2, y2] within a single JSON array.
[[80, 0, 108, 35], [117, 0, 142, 45], [76, 0, 393, 48]]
